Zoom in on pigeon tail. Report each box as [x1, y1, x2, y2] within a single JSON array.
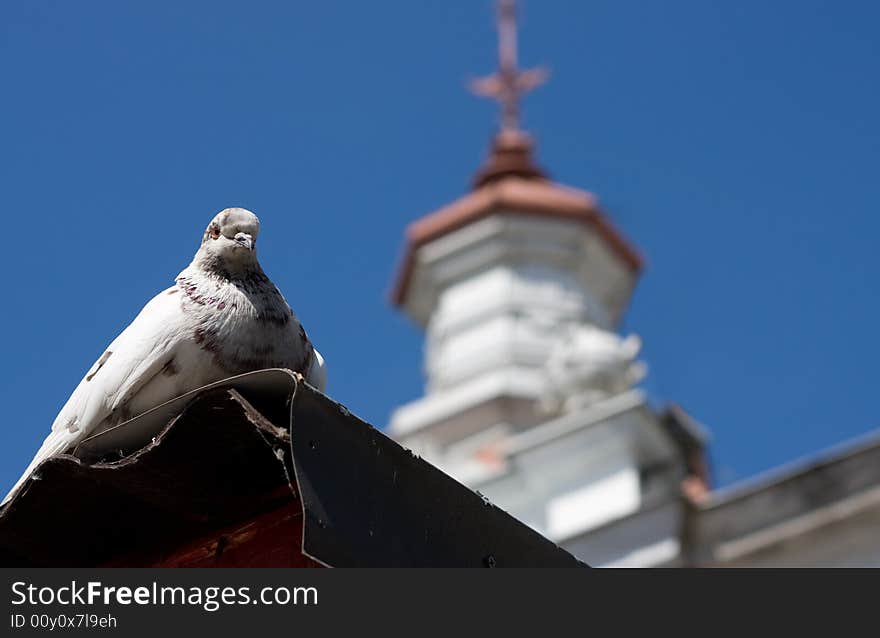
[[306, 348, 327, 393]]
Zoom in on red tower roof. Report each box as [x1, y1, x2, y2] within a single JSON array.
[[390, 134, 643, 307]]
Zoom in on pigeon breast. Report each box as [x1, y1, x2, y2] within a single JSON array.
[[175, 266, 314, 377]]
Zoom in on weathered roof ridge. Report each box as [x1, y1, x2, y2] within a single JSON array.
[[0, 369, 584, 568]]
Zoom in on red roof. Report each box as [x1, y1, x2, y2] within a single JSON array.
[[391, 175, 643, 307]]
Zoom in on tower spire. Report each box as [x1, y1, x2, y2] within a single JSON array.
[[469, 0, 548, 188], [470, 0, 548, 133]]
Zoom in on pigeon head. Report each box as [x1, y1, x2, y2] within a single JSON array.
[[195, 208, 261, 273]]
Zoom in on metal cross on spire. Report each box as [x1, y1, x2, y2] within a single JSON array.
[[470, 0, 548, 132]]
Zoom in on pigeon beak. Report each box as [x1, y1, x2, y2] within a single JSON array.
[[233, 233, 254, 251]]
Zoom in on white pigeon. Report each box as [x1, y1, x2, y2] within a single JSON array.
[[3, 207, 325, 504]]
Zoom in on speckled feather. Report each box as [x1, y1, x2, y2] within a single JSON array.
[[3, 208, 325, 504]]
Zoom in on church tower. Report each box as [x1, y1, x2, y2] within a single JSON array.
[[388, 0, 708, 566]]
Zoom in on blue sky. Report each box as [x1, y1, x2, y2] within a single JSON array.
[[2, 0, 879, 493]]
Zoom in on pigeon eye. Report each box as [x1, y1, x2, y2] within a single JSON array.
[[209, 225, 221, 240]]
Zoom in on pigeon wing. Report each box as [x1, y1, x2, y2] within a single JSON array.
[[3, 287, 186, 503]]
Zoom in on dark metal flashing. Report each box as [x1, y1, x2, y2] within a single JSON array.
[[289, 380, 582, 567], [0, 369, 583, 568]]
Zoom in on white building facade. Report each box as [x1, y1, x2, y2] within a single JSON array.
[[388, 127, 709, 567]]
